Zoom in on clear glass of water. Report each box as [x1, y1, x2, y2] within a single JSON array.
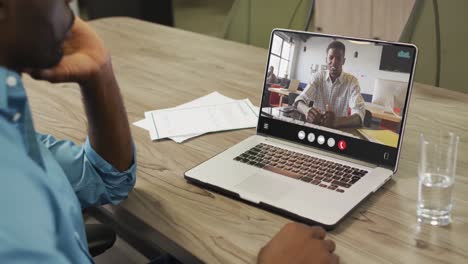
[[417, 132, 459, 226]]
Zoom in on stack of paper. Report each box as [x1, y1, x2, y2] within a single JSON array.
[[134, 92, 259, 143], [357, 128, 399, 148]]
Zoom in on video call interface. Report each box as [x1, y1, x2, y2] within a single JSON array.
[[261, 31, 415, 149]]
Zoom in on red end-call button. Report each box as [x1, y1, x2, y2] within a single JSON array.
[[338, 140, 347, 151]]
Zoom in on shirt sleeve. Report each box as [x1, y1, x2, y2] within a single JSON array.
[[294, 72, 321, 116], [348, 77, 366, 123], [0, 132, 74, 263], [37, 133, 137, 208]]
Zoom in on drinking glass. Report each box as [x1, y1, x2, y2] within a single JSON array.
[[417, 132, 459, 226]]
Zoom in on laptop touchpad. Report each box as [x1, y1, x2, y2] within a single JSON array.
[[234, 173, 293, 202]]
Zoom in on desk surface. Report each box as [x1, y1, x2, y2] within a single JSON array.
[[268, 88, 402, 124], [268, 87, 301, 96], [25, 18, 468, 264], [365, 103, 402, 123]]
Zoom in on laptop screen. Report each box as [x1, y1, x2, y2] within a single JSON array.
[[258, 30, 417, 169]]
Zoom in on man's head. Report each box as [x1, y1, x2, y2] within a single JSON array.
[[268, 66, 274, 74], [0, 0, 75, 71], [326, 41, 346, 79]]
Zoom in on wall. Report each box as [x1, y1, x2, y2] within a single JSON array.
[[223, 0, 312, 48], [409, 0, 468, 93], [173, 0, 235, 37], [289, 36, 411, 96]]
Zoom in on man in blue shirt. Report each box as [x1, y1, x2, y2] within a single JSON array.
[[0, 0, 136, 262], [0, 0, 339, 263]]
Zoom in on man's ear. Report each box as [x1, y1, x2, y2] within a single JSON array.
[[343, 57, 346, 66]]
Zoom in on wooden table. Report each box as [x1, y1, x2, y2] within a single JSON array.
[[268, 87, 301, 106], [24, 18, 468, 264], [268, 87, 301, 96], [365, 103, 403, 123]]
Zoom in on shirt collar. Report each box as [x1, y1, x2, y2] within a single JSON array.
[[0, 66, 22, 109], [326, 70, 344, 84]]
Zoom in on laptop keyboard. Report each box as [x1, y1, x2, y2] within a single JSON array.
[[233, 143, 368, 193]]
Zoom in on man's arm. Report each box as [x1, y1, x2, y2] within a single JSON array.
[[31, 18, 136, 207], [294, 76, 323, 124], [335, 78, 365, 128], [294, 83, 313, 116], [37, 133, 136, 208], [34, 18, 133, 172], [80, 61, 133, 171], [0, 130, 73, 263]]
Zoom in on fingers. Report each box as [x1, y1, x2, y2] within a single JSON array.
[[36, 69, 62, 82], [25, 55, 76, 83], [320, 113, 328, 123], [307, 108, 322, 123], [323, 239, 336, 253], [330, 253, 340, 264], [282, 223, 326, 240], [267, 223, 339, 264], [311, 107, 321, 116], [321, 106, 336, 128], [30, 67, 69, 83], [307, 108, 319, 119], [26, 69, 49, 81], [310, 226, 326, 239]]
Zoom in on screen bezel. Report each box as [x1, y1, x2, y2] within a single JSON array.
[[257, 29, 418, 172]]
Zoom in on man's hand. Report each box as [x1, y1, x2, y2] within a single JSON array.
[[28, 17, 133, 172], [29, 17, 110, 84], [258, 223, 339, 264], [306, 107, 323, 125], [322, 104, 336, 128]]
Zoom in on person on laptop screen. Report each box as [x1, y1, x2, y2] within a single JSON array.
[[267, 65, 278, 84], [294, 41, 365, 129]]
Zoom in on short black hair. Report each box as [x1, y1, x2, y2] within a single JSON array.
[[326, 40, 346, 56]]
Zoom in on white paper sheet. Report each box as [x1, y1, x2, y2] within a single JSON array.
[[133, 92, 259, 143], [145, 99, 258, 141], [133, 118, 152, 131]]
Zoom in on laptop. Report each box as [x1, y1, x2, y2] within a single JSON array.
[[286, 79, 300, 93], [185, 29, 418, 229]]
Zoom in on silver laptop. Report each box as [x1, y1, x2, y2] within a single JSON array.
[[287, 79, 300, 93], [185, 29, 418, 229]]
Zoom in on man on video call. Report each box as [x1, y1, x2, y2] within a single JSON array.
[[294, 40, 365, 129]]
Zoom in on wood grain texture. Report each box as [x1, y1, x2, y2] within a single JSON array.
[[24, 18, 468, 264]]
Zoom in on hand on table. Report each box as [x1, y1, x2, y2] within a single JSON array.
[[258, 223, 339, 264], [321, 104, 336, 128], [307, 107, 324, 125]]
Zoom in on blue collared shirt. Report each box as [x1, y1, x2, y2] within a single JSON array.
[[0, 67, 137, 263]]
